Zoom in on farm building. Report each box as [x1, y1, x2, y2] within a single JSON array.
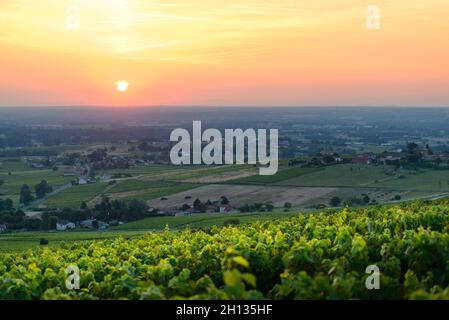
[[56, 220, 76, 231], [219, 205, 239, 214], [351, 154, 375, 165], [80, 219, 95, 228], [24, 211, 43, 221]]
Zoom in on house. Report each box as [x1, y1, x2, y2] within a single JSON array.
[[0, 224, 7, 233], [78, 176, 88, 185], [147, 207, 157, 214], [379, 152, 403, 165], [98, 221, 109, 230], [219, 205, 238, 214], [24, 211, 43, 221], [56, 220, 76, 231], [206, 205, 219, 214], [30, 163, 45, 169], [351, 154, 375, 165], [158, 207, 179, 216], [175, 211, 192, 217], [80, 219, 95, 229]]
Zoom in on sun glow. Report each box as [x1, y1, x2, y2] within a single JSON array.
[[116, 81, 129, 92]]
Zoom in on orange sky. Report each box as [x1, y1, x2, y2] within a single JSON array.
[[0, 0, 448, 107]]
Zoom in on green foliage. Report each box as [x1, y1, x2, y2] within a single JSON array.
[[329, 196, 342, 207], [223, 219, 240, 226], [19, 184, 34, 205], [35, 180, 53, 199], [1, 201, 449, 299]]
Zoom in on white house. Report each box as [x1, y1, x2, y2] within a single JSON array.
[[98, 221, 109, 230], [0, 224, 7, 233], [56, 220, 76, 231], [175, 211, 192, 217], [219, 205, 238, 214], [80, 219, 95, 228], [78, 176, 88, 185]]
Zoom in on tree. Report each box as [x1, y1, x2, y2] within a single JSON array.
[[127, 199, 147, 221], [40, 213, 58, 230], [193, 198, 203, 208], [406, 142, 422, 164], [329, 196, 342, 207], [137, 142, 151, 151], [80, 201, 88, 211], [35, 180, 53, 198], [181, 203, 191, 210], [220, 196, 229, 205], [20, 184, 34, 205], [0, 179, 4, 187], [0, 198, 13, 211], [363, 194, 370, 204], [284, 202, 292, 209]]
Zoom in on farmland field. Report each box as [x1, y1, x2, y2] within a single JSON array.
[[367, 169, 449, 191], [105, 182, 201, 203], [147, 184, 337, 208], [229, 167, 322, 184], [276, 164, 394, 187], [107, 180, 179, 193], [41, 183, 109, 209], [0, 157, 73, 203], [102, 165, 180, 177]]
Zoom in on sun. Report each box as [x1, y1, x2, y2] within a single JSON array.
[[116, 81, 129, 92]]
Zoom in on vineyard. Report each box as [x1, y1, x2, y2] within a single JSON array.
[[1, 200, 449, 299]]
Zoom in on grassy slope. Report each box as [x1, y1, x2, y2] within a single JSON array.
[[106, 183, 201, 202], [228, 167, 322, 184], [42, 182, 109, 209]]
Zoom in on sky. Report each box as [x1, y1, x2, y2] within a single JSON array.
[[0, 0, 448, 107]]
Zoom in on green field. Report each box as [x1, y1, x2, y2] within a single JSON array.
[[0, 158, 73, 204], [106, 182, 201, 203], [102, 165, 180, 177], [367, 169, 449, 191], [276, 164, 393, 187], [163, 165, 249, 181], [41, 182, 109, 209], [229, 167, 322, 184], [107, 179, 178, 193]]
